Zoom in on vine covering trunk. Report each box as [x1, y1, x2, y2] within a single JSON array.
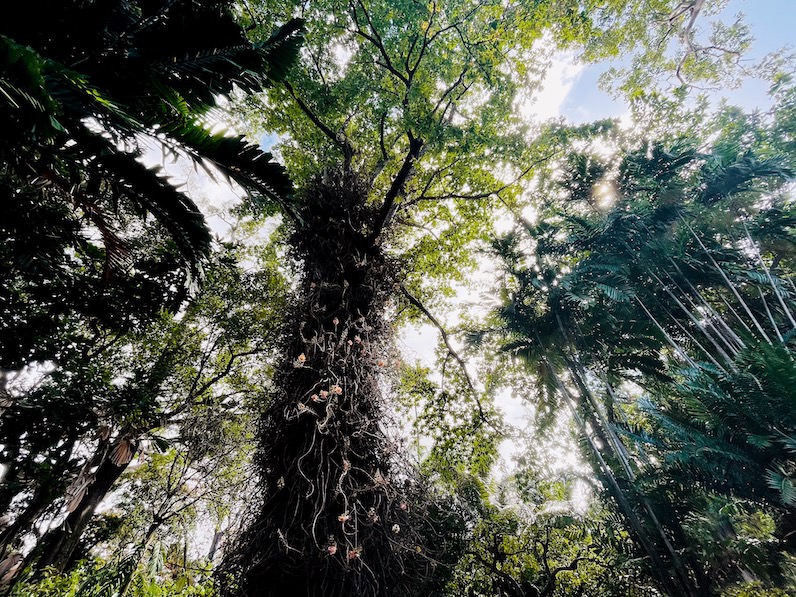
[[220, 174, 453, 597]]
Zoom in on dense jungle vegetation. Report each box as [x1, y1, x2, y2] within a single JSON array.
[[1, 1, 795, 595]]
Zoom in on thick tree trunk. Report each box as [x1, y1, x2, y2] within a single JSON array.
[[220, 175, 439, 597]]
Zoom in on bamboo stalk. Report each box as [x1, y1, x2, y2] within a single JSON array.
[[742, 221, 796, 332], [636, 297, 700, 369], [683, 219, 773, 345], [666, 260, 746, 352], [759, 287, 784, 343], [651, 272, 737, 367]]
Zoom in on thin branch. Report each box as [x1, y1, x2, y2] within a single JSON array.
[[349, 0, 409, 87], [467, 550, 525, 597], [742, 221, 796, 331], [284, 81, 355, 168], [394, 216, 440, 240], [431, 66, 471, 117], [399, 284, 491, 426], [408, 150, 559, 206], [378, 110, 389, 164]]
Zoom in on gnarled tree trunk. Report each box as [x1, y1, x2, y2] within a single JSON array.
[[220, 174, 442, 597], [33, 438, 134, 573]]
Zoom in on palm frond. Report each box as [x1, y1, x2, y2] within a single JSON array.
[[160, 120, 295, 217], [75, 125, 212, 276]]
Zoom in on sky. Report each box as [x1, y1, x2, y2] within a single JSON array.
[[555, 0, 795, 123]]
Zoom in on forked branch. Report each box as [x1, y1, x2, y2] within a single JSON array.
[[284, 81, 355, 169]]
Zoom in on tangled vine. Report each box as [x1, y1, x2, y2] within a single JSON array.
[[219, 173, 463, 596]]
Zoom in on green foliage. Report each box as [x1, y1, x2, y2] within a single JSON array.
[[722, 582, 795, 597], [235, 0, 675, 297], [445, 485, 653, 597], [0, 0, 300, 309], [0, 240, 288, 581], [396, 363, 501, 483], [10, 559, 216, 597], [491, 111, 796, 593], [5, 2, 796, 596]]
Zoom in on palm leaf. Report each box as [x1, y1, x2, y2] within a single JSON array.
[[75, 125, 212, 276], [160, 120, 295, 216]]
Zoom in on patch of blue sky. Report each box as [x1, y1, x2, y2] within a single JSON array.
[[259, 132, 280, 151], [558, 0, 795, 124]]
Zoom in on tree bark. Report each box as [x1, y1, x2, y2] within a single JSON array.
[[219, 174, 441, 597], [33, 445, 133, 572]]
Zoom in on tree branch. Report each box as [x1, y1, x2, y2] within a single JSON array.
[[349, 0, 409, 87], [399, 284, 492, 426], [367, 133, 423, 243], [407, 150, 559, 207], [284, 81, 355, 169]]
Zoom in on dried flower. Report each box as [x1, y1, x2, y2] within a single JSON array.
[[332, 317, 339, 327], [347, 340, 353, 346], [338, 512, 350, 523], [319, 390, 329, 398], [0, 553, 23, 585], [331, 385, 343, 395], [368, 508, 379, 523], [66, 474, 93, 513], [66, 490, 86, 514], [311, 394, 321, 402], [342, 459, 351, 472], [327, 543, 337, 556], [297, 353, 306, 363], [347, 548, 360, 561], [276, 477, 285, 489], [297, 402, 308, 413], [399, 501, 408, 511], [354, 335, 361, 344], [391, 524, 401, 534]]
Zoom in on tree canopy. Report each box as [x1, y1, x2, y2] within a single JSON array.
[[2, 1, 796, 596]]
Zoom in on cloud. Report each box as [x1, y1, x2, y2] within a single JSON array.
[[519, 51, 585, 122]]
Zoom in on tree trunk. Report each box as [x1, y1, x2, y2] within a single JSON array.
[[0, 447, 22, 516], [220, 175, 440, 597], [576, 382, 709, 596], [207, 528, 224, 562], [0, 489, 53, 556], [0, 437, 77, 557], [33, 444, 132, 572]]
